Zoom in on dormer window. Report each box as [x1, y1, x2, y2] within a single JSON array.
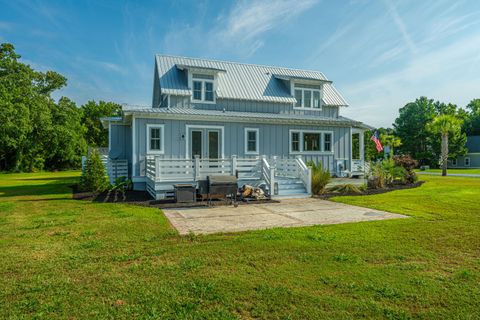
[[192, 73, 215, 103], [294, 84, 321, 109]]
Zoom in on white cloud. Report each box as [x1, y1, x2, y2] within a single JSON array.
[[342, 32, 480, 127], [383, 0, 417, 54]]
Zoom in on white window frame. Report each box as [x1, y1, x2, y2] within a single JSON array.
[[323, 132, 333, 152], [244, 128, 259, 155], [289, 129, 334, 154], [146, 124, 165, 155], [293, 88, 322, 110], [190, 73, 216, 104], [451, 158, 457, 166], [185, 125, 225, 159], [464, 157, 470, 167]]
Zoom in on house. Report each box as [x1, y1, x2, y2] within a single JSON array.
[[448, 136, 480, 168], [101, 55, 372, 199]]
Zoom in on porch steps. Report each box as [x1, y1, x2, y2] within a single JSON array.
[[275, 177, 309, 197]]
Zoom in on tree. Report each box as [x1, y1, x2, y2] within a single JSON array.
[[79, 150, 109, 192], [463, 99, 480, 136], [81, 101, 121, 147], [380, 133, 402, 157], [393, 97, 436, 165], [427, 115, 463, 176], [45, 97, 87, 169]]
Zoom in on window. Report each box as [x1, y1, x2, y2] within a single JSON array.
[[324, 133, 332, 152], [193, 81, 202, 100], [303, 132, 320, 151], [294, 90, 302, 108], [192, 74, 215, 103], [290, 130, 333, 153], [205, 82, 214, 101], [146, 124, 165, 154], [245, 128, 259, 154], [451, 158, 457, 166], [465, 157, 470, 167], [291, 132, 300, 152], [293, 85, 321, 109]]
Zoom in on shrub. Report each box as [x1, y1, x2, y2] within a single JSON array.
[[367, 158, 408, 189], [306, 161, 331, 195], [393, 155, 418, 183], [79, 150, 109, 192], [328, 184, 363, 194]]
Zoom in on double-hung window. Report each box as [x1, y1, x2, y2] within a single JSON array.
[[192, 74, 215, 103], [146, 124, 165, 154], [245, 128, 259, 154], [290, 130, 333, 153], [465, 157, 470, 167], [293, 84, 321, 109]]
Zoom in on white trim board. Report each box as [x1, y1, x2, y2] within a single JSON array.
[[185, 124, 225, 159]]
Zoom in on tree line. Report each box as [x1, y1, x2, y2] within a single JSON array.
[[0, 43, 120, 172], [365, 97, 480, 167]]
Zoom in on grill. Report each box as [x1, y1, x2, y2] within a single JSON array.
[[173, 184, 196, 203], [207, 175, 238, 204]]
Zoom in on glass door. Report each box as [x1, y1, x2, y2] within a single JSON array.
[[207, 130, 220, 159], [191, 130, 202, 159]]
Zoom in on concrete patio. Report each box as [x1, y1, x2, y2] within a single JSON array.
[[163, 198, 406, 235]]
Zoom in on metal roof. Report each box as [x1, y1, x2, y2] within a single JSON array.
[[122, 106, 369, 128], [155, 55, 348, 107]]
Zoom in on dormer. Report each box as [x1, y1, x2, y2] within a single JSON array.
[[273, 74, 332, 111], [176, 64, 226, 104]]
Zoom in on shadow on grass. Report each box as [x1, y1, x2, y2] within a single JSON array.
[[16, 176, 78, 182], [0, 183, 73, 198]]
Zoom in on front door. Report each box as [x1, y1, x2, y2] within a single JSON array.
[[189, 127, 222, 159]]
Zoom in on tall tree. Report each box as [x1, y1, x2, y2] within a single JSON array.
[[427, 115, 463, 176], [393, 97, 436, 165], [45, 97, 87, 169], [81, 101, 121, 147]]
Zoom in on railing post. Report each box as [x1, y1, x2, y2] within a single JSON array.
[[272, 155, 277, 169], [270, 166, 276, 196], [194, 155, 200, 181], [307, 167, 312, 195], [231, 155, 237, 176], [155, 157, 160, 181]]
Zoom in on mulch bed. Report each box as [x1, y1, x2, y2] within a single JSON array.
[[315, 181, 425, 199], [71, 184, 279, 209]]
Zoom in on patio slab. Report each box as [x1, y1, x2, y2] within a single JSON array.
[[163, 198, 407, 235]]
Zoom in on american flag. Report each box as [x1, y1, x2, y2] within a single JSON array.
[[370, 131, 383, 153]]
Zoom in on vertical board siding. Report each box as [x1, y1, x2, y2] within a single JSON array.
[[132, 117, 351, 175], [167, 96, 340, 119]]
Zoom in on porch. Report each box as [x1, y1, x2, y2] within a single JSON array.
[[144, 155, 312, 200]]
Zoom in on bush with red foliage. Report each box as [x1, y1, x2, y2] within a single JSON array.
[[393, 155, 418, 183]]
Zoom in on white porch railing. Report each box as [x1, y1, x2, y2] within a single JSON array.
[[295, 156, 312, 195], [145, 155, 312, 196]]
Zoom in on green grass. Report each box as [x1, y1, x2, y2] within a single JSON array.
[[419, 168, 480, 174], [0, 171, 479, 319]]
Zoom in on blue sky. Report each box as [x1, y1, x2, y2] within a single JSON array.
[[1, 0, 480, 127]]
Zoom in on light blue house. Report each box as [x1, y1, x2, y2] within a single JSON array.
[[102, 55, 372, 199], [448, 136, 480, 168]]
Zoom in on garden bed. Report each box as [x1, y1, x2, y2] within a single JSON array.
[[316, 181, 424, 199]]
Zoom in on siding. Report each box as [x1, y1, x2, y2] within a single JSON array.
[[168, 96, 340, 118], [109, 124, 132, 173], [132, 118, 351, 176], [450, 153, 480, 168]]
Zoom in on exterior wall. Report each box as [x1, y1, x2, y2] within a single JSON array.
[[131, 117, 351, 178], [168, 95, 340, 118], [449, 153, 480, 168]]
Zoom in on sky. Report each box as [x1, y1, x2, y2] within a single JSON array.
[[1, 0, 480, 127]]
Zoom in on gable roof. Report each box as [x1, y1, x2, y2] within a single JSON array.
[[155, 54, 348, 107]]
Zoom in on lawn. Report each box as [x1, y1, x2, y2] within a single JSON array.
[[0, 172, 479, 319], [420, 168, 480, 175]]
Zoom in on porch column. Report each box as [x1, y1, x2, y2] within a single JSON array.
[[359, 130, 365, 162]]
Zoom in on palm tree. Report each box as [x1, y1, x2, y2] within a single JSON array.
[[380, 134, 402, 157], [427, 115, 463, 176]]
